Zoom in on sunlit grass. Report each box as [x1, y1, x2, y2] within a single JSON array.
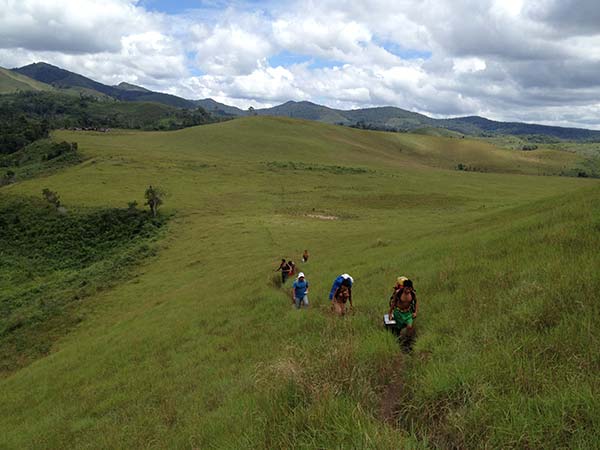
[[0, 117, 598, 448]]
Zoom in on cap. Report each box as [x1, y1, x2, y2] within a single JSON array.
[[403, 279, 413, 288], [298, 272, 305, 278], [396, 276, 408, 286]]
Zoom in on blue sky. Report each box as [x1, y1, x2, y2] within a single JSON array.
[[2, 0, 600, 128], [139, 0, 274, 16]]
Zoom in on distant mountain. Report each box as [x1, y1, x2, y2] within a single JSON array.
[[195, 98, 247, 117], [244, 101, 600, 141], [256, 101, 349, 123], [0, 67, 54, 94], [442, 116, 600, 141], [13, 63, 196, 109], [8, 62, 600, 141], [115, 82, 152, 93]]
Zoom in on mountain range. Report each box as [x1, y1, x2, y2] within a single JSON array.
[[3, 61, 600, 141]]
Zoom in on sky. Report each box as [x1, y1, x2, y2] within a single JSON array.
[[2, 0, 600, 128]]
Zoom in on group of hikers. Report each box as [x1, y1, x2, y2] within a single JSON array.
[[275, 255, 418, 350], [275, 250, 309, 284]]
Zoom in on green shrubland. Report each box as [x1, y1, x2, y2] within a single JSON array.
[[0, 117, 598, 448], [1, 139, 82, 184], [0, 196, 166, 374]]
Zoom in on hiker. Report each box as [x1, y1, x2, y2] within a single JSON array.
[[389, 276, 408, 308], [388, 279, 418, 348], [302, 249, 309, 263], [291, 272, 309, 309], [329, 274, 353, 314], [275, 258, 291, 284], [332, 284, 351, 315], [288, 260, 296, 277]]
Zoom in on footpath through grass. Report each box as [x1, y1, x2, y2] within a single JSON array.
[[0, 117, 598, 448]]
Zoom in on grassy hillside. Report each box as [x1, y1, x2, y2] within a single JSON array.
[[0, 117, 598, 448], [14, 62, 196, 109], [0, 67, 54, 94]]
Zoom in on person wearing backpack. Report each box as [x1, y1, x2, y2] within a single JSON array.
[[329, 273, 353, 314], [388, 279, 418, 350], [275, 258, 291, 284], [389, 276, 408, 308], [291, 272, 309, 309], [288, 260, 296, 277]]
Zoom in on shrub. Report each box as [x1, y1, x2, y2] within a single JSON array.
[[42, 188, 61, 208], [144, 185, 166, 217]]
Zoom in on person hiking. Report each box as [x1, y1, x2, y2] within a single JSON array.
[[388, 279, 418, 350], [332, 284, 351, 315], [288, 260, 296, 277], [302, 249, 309, 263], [329, 274, 353, 313], [389, 276, 408, 308], [275, 258, 291, 284], [291, 272, 309, 309]]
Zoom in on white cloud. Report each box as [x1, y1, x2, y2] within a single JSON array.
[[0, 0, 158, 53], [453, 57, 487, 74], [1, 0, 600, 129], [192, 25, 273, 75]]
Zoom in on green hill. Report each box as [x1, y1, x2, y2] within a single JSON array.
[[115, 82, 152, 93], [257, 100, 350, 123], [223, 100, 600, 141], [195, 98, 247, 117], [14, 62, 196, 108], [1, 117, 598, 448], [11, 62, 600, 141], [0, 67, 54, 93], [0, 91, 216, 156]]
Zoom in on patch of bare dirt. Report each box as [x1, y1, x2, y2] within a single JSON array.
[[306, 213, 338, 220], [379, 354, 405, 425]]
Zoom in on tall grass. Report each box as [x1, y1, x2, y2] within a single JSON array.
[[0, 117, 598, 448]]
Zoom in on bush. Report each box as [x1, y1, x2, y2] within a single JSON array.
[[522, 144, 538, 151], [42, 188, 61, 208]]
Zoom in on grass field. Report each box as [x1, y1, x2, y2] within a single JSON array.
[[1, 117, 599, 448]]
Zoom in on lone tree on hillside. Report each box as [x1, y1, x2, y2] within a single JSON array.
[[144, 185, 165, 217], [42, 188, 61, 208]]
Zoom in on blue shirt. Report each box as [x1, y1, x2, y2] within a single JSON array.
[[293, 279, 309, 298], [329, 275, 353, 300]]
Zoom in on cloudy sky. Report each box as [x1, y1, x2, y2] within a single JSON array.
[[2, 0, 600, 128]]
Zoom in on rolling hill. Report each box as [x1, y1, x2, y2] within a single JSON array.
[[250, 101, 600, 141], [13, 62, 196, 108], [10, 62, 600, 141], [194, 98, 247, 117], [1, 117, 599, 448], [0, 67, 54, 94]]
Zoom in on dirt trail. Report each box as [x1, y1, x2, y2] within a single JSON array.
[[379, 354, 405, 424]]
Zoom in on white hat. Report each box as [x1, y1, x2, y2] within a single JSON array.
[[341, 273, 354, 283], [298, 272, 305, 278]]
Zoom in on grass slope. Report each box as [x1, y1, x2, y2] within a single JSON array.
[[0, 67, 53, 94], [0, 117, 598, 448]]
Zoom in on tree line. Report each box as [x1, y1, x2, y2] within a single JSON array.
[[0, 91, 216, 155]]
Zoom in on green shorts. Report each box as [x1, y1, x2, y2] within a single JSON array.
[[393, 309, 413, 329]]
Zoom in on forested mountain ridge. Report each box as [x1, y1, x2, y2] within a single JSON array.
[[8, 62, 600, 141]]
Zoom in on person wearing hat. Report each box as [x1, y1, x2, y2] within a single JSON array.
[[329, 273, 353, 314], [389, 276, 408, 308], [292, 272, 309, 309], [388, 279, 418, 348]]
